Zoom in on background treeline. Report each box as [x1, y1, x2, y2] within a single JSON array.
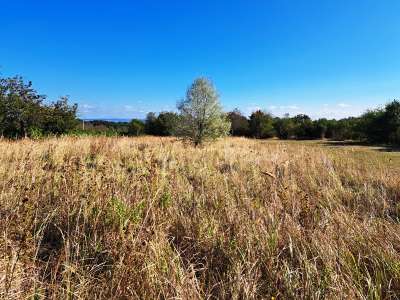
[[243, 101, 400, 145], [78, 120, 131, 136], [1, 75, 399, 145], [129, 100, 400, 145], [76, 112, 181, 137]]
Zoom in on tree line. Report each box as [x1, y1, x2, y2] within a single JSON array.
[[133, 99, 400, 146], [1, 75, 399, 145], [227, 102, 400, 145]]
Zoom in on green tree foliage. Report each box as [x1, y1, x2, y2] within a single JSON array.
[[332, 118, 359, 140], [0, 76, 45, 137], [0, 76, 77, 138], [384, 100, 400, 144], [356, 100, 400, 145], [177, 78, 230, 146], [43, 96, 78, 134], [144, 112, 159, 135], [128, 119, 145, 136], [80, 120, 129, 136], [227, 109, 250, 136], [273, 115, 296, 139], [143, 111, 180, 136], [249, 110, 275, 138], [292, 114, 314, 139], [156, 112, 180, 136], [312, 118, 329, 139]]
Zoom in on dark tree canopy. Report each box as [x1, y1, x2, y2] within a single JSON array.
[[228, 109, 250, 136], [249, 110, 275, 139], [0, 76, 78, 138]]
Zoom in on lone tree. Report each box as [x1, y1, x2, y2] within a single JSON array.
[[177, 77, 230, 146]]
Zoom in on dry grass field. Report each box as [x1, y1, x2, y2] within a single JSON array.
[[1, 136, 400, 299]]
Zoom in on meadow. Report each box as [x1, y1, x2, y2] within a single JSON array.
[[1, 136, 400, 299]]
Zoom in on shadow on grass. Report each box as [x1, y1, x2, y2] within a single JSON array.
[[321, 140, 400, 153]]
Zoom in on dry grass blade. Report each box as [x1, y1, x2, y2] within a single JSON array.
[[261, 170, 276, 179]]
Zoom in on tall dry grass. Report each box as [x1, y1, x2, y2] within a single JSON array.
[[0, 136, 399, 299]]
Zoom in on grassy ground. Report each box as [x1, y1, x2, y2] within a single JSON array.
[[1, 136, 399, 299]]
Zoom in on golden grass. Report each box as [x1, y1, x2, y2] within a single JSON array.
[[1, 136, 399, 299]]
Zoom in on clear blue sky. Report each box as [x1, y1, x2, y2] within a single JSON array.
[[1, 0, 400, 119]]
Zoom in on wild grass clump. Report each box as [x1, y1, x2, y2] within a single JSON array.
[[0, 137, 399, 299]]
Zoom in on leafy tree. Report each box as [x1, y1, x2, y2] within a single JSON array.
[[177, 78, 230, 146], [312, 118, 329, 139], [357, 110, 384, 142], [156, 111, 180, 136], [43, 96, 78, 134], [144, 112, 159, 135], [384, 100, 400, 144], [249, 110, 275, 138], [292, 114, 314, 139], [227, 109, 250, 136], [273, 116, 295, 139], [328, 117, 360, 141], [128, 119, 145, 136], [0, 76, 78, 138], [357, 100, 400, 145], [0, 76, 45, 138]]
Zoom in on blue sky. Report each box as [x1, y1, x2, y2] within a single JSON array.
[[1, 0, 400, 119]]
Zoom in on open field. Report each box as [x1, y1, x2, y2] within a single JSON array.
[[1, 137, 400, 299]]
